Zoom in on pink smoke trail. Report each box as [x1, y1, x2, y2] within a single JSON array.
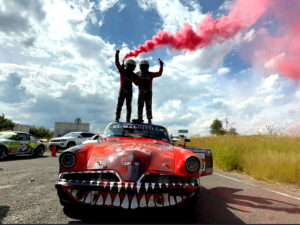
[[249, 0, 300, 80], [124, 0, 271, 59]]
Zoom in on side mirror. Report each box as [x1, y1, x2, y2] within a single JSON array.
[[78, 135, 82, 138], [184, 138, 191, 148]]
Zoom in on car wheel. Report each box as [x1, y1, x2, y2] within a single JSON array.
[[66, 142, 75, 149], [0, 146, 7, 160], [34, 146, 45, 157]]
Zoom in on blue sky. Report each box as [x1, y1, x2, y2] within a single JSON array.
[[0, 0, 300, 136]]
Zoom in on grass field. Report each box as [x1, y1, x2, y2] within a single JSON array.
[[184, 135, 300, 185]]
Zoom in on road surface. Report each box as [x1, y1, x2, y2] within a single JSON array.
[[0, 152, 299, 224]]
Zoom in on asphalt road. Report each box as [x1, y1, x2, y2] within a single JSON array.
[[0, 152, 300, 224]]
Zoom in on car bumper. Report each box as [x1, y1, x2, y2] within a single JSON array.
[[49, 143, 68, 150], [55, 171, 199, 209]]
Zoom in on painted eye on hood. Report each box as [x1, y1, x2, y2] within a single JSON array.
[[59, 152, 76, 169], [185, 156, 200, 173]]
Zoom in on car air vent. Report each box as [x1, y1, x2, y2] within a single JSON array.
[[61, 171, 120, 182], [140, 174, 198, 185]]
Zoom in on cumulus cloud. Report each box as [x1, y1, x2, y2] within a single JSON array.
[[137, 0, 204, 32], [0, 0, 118, 131], [1, 0, 299, 137]]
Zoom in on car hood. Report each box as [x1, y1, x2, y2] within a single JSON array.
[[82, 140, 98, 144], [51, 137, 74, 141], [86, 140, 175, 182], [0, 138, 10, 143]]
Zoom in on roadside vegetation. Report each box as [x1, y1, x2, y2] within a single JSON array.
[[0, 114, 53, 140], [188, 135, 300, 185], [180, 119, 300, 185]]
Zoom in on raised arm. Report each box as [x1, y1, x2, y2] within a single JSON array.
[[115, 50, 123, 73], [153, 58, 164, 78]]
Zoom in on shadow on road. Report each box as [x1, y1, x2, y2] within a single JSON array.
[[207, 187, 300, 214], [0, 206, 9, 225], [4, 155, 49, 162], [64, 187, 249, 224], [63, 186, 300, 224]]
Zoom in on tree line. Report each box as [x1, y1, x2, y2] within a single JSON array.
[[210, 118, 238, 136], [0, 114, 53, 139]]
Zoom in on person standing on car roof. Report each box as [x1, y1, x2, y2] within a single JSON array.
[[115, 49, 137, 123], [135, 59, 164, 124]]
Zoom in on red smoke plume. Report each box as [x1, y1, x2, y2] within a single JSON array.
[[124, 0, 271, 59], [250, 0, 300, 80]]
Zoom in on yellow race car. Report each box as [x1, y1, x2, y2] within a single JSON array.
[[0, 131, 46, 159]]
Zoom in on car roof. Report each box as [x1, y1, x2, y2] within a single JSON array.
[[0, 131, 31, 135], [66, 132, 95, 134]]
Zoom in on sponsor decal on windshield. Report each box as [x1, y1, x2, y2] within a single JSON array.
[[112, 124, 166, 133]]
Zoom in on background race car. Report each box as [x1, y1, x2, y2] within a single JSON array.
[[0, 131, 46, 159]]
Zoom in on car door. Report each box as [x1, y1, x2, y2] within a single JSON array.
[[80, 133, 94, 143], [29, 135, 40, 151], [6, 134, 21, 154], [74, 133, 83, 145], [16, 133, 31, 154]]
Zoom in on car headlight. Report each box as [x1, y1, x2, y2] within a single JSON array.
[[59, 152, 76, 169], [185, 156, 200, 173]]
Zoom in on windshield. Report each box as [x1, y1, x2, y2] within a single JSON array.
[[88, 135, 99, 140], [63, 132, 80, 137], [0, 133, 16, 140], [104, 123, 171, 143]]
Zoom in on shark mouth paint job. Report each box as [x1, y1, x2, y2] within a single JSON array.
[[56, 170, 199, 209]]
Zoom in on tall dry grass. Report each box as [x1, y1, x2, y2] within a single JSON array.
[[185, 135, 300, 185]]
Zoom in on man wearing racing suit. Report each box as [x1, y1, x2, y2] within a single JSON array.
[[115, 50, 137, 123], [136, 59, 164, 124]]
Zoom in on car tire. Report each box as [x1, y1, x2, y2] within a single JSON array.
[[66, 142, 75, 149], [0, 146, 7, 160], [34, 145, 45, 157]]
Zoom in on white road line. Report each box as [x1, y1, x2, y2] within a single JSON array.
[[262, 188, 300, 201], [0, 184, 15, 190], [215, 172, 241, 182], [214, 172, 300, 202]]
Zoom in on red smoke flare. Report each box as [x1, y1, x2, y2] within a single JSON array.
[[249, 0, 300, 80], [124, 0, 271, 59]]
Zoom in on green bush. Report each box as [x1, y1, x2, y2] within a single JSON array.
[[183, 136, 300, 185], [0, 114, 15, 131], [29, 126, 54, 140]]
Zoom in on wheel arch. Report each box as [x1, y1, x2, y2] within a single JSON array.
[[0, 143, 8, 156]]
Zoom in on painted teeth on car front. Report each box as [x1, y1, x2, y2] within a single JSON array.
[[56, 171, 199, 209]]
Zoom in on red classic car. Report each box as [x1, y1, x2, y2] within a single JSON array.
[[55, 122, 213, 209]]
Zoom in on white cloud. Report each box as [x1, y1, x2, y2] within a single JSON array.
[[1, 0, 300, 137], [98, 0, 119, 12], [137, 0, 205, 32], [0, 0, 119, 131]]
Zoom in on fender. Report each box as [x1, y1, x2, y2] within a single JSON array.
[[0, 143, 8, 154], [32, 144, 45, 153], [178, 144, 213, 176]]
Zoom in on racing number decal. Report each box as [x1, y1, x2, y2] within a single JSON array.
[[19, 143, 30, 152]]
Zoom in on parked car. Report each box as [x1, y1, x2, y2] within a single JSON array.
[[82, 134, 102, 145], [49, 132, 95, 151], [0, 131, 46, 159], [55, 122, 213, 209]]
